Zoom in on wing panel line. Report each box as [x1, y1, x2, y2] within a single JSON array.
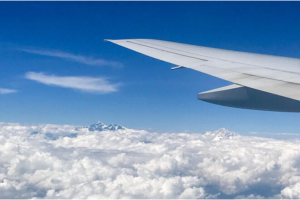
[[132, 40, 300, 76]]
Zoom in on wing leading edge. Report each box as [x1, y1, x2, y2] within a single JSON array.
[[107, 39, 300, 112]]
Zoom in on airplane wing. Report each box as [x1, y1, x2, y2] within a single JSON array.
[[106, 39, 300, 112]]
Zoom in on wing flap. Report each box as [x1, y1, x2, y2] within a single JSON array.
[[192, 63, 300, 99]]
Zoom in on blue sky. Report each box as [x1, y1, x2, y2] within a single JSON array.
[[1, 2, 300, 134]]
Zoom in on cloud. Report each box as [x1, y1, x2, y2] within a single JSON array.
[[0, 88, 17, 94], [19, 48, 123, 68], [1, 122, 300, 198], [25, 72, 120, 93], [249, 131, 300, 140]]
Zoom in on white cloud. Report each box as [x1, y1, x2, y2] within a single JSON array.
[[25, 72, 120, 93], [0, 88, 17, 94], [1, 122, 300, 198], [20, 48, 123, 67]]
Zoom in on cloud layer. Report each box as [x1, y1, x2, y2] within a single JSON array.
[[0, 88, 17, 94], [25, 72, 120, 93], [20, 48, 123, 67], [1, 122, 300, 198]]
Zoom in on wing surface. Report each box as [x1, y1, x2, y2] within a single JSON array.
[[106, 39, 300, 101]]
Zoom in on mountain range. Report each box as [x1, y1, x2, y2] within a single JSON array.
[[75, 122, 239, 142], [75, 121, 126, 131]]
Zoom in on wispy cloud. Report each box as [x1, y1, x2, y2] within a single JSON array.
[[19, 48, 123, 68], [25, 72, 120, 94], [0, 88, 17, 94]]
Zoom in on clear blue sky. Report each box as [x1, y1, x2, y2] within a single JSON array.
[[1, 2, 300, 134]]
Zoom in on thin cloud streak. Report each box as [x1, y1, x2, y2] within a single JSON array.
[[25, 72, 120, 94], [0, 88, 17, 94], [20, 48, 123, 68]]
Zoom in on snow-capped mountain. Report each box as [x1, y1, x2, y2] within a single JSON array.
[[75, 121, 126, 132], [204, 128, 240, 141], [107, 124, 126, 131], [88, 121, 108, 131]]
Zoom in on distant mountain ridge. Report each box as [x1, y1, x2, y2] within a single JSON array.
[[75, 123, 239, 141], [75, 121, 126, 132]]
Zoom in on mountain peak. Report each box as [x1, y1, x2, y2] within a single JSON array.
[[204, 128, 240, 141], [107, 124, 126, 131], [91, 121, 106, 127], [88, 121, 108, 131]]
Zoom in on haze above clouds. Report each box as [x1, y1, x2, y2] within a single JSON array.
[[1, 122, 300, 199]]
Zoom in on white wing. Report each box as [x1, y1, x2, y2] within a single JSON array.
[[107, 39, 300, 102]]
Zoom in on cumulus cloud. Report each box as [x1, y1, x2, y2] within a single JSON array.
[[19, 48, 123, 67], [1, 122, 300, 198], [25, 72, 120, 93], [0, 88, 17, 94]]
